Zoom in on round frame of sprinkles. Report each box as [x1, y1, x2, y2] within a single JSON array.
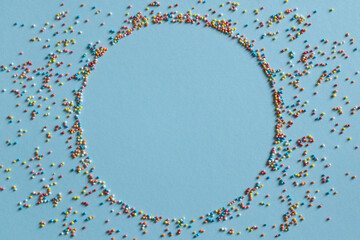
[[65, 9, 289, 237]]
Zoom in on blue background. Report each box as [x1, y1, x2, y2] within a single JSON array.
[[1, 0, 360, 239]]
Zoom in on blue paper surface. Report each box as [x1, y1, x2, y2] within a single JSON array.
[[1, 0, 360, 239]]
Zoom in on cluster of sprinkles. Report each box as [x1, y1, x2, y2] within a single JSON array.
[[1, 0, 360, 239]]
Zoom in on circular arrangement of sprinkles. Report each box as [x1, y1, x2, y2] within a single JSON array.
[[1, 0, 360, 239]]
